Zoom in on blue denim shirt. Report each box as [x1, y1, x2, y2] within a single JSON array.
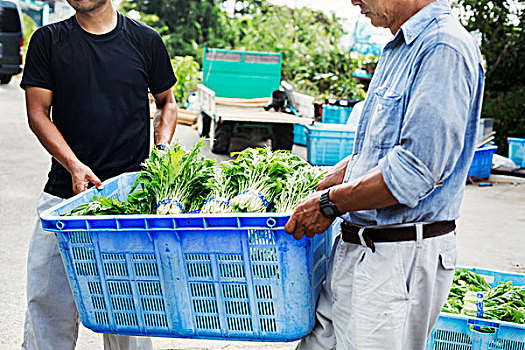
[[343, 0, 484, 226]]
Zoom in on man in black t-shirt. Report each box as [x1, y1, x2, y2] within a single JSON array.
[[20, 0, 177, 348]]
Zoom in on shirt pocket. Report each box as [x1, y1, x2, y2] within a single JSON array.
[[368, 86, 404, 149]]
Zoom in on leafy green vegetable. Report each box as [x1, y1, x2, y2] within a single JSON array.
[[274, 166, 326, 213], [135, 139, 215, 214], [443, 269, 525, 325], [65, 145, 325, 216]]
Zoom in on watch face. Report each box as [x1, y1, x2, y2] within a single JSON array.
[[322, 205, 335, 218]]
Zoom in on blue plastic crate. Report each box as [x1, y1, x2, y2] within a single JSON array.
[[467, 145, 498, 181], [294, 124, 307, 146], [40, 173, 331, 341], [321, 104, 353, 124], [426, 267, 525, 350], [508, 137, 525, 168], [306, 123, 356, 166]]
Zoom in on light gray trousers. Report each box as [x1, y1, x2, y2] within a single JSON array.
[[22, 192, 153, 350], [297, 228, 457, 350]]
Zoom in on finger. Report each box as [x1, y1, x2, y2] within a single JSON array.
[[293, 228, 306, 241], [317, 179, 328, 191], [89, 172, 104, 191], [284, 215, 297, 235], [305, 230, 315, 239]]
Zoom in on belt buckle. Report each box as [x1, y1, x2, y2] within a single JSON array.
[[358, 228, 376, 253], [364, 232, 376, 253]]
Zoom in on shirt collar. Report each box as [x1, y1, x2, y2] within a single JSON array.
[[394, 0, 451, 46]]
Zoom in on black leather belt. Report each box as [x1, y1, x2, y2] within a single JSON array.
[[341, 220, 455, 252]]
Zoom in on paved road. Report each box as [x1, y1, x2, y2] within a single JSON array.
[[1, 77, 524, 349]]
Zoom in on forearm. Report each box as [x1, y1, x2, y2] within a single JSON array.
[[28, 110, 81, 173], [329, 166, 399, 213], [153, 100, 177, 146]]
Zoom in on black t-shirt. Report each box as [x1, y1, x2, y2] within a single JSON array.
[[21, 13, 176, 198]]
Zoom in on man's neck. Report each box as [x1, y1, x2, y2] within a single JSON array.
[[75, 2, 117, 35], [390, 0, 436, 35]]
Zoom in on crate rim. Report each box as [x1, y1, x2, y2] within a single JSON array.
[[437, 312, 525, 332], [456, 264, 525, 280], [507, 137, 525, 143], [40, 172, 298, 233]]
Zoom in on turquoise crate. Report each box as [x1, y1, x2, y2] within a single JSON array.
[[294, 124, 307, 146], [508, 137, 525, 168], [427, 267, 525, 349], [467, 145, 498, 182], [40, 173, 331, 341], [306, 123, 356, 166], [321, 105, 353, 124]]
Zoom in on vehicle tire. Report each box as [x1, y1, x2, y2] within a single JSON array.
[[0, 75, 12, 84], [271, 123, 294, 151], [197, 112, 211, 137], [211, 121, 233, 154]]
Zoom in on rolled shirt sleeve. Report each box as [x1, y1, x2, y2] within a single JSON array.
[[379, 44, 474, 208]]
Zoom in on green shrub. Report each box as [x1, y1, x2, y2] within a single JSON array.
[[452, 0, 524, 155], [171, 56, 200, 107]]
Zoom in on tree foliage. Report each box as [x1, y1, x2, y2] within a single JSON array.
[[224, 4, 363, 98], [452, 0, 524, 153], [121, 0, 364, 100], [121, 0, 232, 58]]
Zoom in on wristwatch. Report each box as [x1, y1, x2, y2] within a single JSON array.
[[319, 189, 341, 219], [155, 144, 168, 151]]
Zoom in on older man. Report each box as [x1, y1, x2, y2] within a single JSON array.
[[285, 0, 484, 348]]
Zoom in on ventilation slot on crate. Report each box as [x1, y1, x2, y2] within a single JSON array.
[[72, 246, 95, 260], [489, 339, 525, 350], [144, 314, 168, 328], [433, 330, 472, 349], [75, 261, 99, 276], [260, 318, 277, 333], [111, 295, 135, 311], [108, 281, 132, 296], [218, 254, 245, 280], [255, 285, 273, 299], [95, 311, 109, 325], [91, 296, 106, 310], [69, 231, 92, 244], [102, 254, 128, 277], [250, 246, 278, 262], [189, 282, 220, 331], [87, 281, 109, 325], [141, 298, 165, 312], [252, 264, 279, 280], [227, 317, 253, 332], [114, 313, 138, 328], [248, 230, 280, 280], [195, 315, 220, 330], [133, 254, 159, 278], [222, 284, 251, 331], [185, 254, 213, 279], [257, 301, 275, 316], [138, 281, 168, 329], [108, 281, 137, 327], [248, 229, 276, 246], [255, 284, 276, 332]]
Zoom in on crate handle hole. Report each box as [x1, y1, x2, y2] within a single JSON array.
[[56, 221, 65, 230], [266, 218, 277, 228], [468, 324, 498, 334]]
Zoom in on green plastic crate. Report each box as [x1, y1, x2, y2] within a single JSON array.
[[202, 47, 282, 99]]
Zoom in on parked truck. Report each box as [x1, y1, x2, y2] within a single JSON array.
[[197, 47, 314, 154]]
